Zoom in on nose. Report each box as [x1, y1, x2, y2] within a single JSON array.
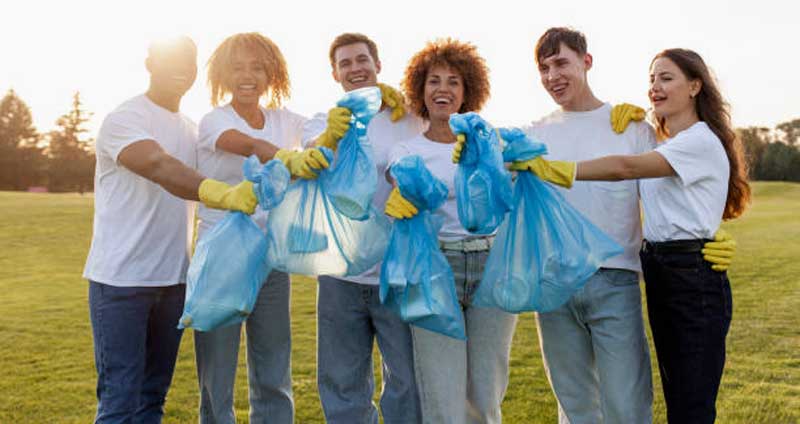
[[546, 66, 560, 82]]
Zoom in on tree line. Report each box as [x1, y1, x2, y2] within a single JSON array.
[[1, 88, 798, 193], [0, 89, 94, 193]]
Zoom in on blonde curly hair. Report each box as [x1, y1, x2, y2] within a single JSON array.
[[207, 32, 290, 108]]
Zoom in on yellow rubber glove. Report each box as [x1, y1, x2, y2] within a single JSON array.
[[378, 83, 406, 122], [315, 107, 351, 151], [701, 228, 737, 272], [509, 157, 576, 188], [384, 187, 419, 219], [452, 133, 466, 163], [610, 103, 646, 134], [198, 179, 257, 214], [275, 148, 329, 180]]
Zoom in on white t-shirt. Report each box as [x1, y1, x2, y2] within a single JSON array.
[[304, 108, 425, 285], [83, 94, 198, 287], [389, 133, 478, 243], [196, 104, 307, 238], [640, 121, 729, 242], [523, 103, 656, 272]]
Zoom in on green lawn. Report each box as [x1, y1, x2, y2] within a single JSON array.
[[1, 182, 798, 423]]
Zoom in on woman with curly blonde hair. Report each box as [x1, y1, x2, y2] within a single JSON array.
[[194, 32, 323, 423], [385, 38, 516, 424]]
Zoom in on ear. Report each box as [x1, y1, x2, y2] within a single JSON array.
[[691, 80, 702, 97], [375, 59, 382, 75], [332, 67, 340, 83], [584, 53, 594, 71], [145, 57, 153, 74]]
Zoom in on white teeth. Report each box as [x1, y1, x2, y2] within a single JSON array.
[[239, 84, 256, 90]]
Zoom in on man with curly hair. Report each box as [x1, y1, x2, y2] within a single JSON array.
[[303, 32, 425, 424]]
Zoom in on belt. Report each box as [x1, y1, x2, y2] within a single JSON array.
[[440, 236, 495, 252], [641, 239, 709, 254]]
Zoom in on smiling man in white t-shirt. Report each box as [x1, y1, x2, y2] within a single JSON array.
[[304, 33, 425, 424], [83, 37, 259, 423]]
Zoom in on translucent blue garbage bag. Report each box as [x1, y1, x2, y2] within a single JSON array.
[[380, 155, 466, 340], [324, 86, 383, 220], [266, 146, 391, 277], [472, 128, 623, 313], [449, 112, 513, 234], [179, 157, 289, 332]]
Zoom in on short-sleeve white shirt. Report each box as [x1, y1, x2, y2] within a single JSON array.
[[640, 121, 729, 241], [196, 104, 307, 237], [388, 133, 477, 243], [523, 103, 656, 272], [83, 94, 198, 287]]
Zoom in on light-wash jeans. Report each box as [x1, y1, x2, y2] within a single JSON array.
[[317, 276, 420, 424], [412, 249, 518, 424], [536, 268, 653, 424], [194, 271, 293, 424]]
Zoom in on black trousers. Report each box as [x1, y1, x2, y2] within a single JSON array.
[[640, 239, 733, 424]]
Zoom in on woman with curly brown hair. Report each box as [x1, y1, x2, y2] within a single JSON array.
[[194, 32, 324, 423], [385, 38, 516, 424], [518, 48, 750, 423]]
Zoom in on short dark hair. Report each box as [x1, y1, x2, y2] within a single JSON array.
[[534, 27, 587, 65], [329, 33, 380, 68]]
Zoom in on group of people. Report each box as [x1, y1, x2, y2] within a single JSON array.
[[83, 26, 748, 424]]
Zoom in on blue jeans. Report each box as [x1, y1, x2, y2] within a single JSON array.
[[641, 242, 732, 424], [536, 269, 653, 424], [88, 281, 185, 424], [194, 271, 293, 424], [317, 276, 420, 424], [411, 249, 518, 424]]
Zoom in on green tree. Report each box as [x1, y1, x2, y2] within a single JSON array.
[[758, 142, 800, 182], [0, 89, 44, 190], [776, 118, 800, 146], [737, 126, 772, 180], [46, 92, 95, 193]]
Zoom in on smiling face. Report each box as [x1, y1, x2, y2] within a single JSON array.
[[332, 42, 381, 92], [423, 64, 464, 123], [537, 42, 592, 110], [146, 39, 197, 98], [649, 56, 701, 120], [225, 47, 268, 107]]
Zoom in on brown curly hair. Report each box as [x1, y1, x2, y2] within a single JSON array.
[[207, 32, 291, 108], [402, 38, 490, 119]]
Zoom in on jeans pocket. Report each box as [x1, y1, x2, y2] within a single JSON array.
[[599, 269, 640, 287]]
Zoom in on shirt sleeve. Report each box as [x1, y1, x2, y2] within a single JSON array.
[[198, 108, 237, 153], [655, 128, 716, 186], [301, 112, 328, 148], [96, 108, 153, 163]]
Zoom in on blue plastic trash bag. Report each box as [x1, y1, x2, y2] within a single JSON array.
[[380, 155, 466, 340], [266, 146, 391, 277], [324, 86, 383, 220], [179, 157, 290, 331], [449, 112, 513, 234], [472, 128, 623, 313]]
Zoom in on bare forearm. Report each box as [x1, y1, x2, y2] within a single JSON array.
[[217, 129, 279, 163], [148, 156, 205, 201], [576, 152, 675, 181]]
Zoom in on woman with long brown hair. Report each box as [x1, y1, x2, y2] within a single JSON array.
[[515, 48, 750, 423]]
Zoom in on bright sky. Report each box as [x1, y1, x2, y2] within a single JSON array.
[[2, 0, 797, 138]]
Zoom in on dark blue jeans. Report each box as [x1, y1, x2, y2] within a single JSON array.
[[640, 240, 733, 424], [89, 281, 185, 424]]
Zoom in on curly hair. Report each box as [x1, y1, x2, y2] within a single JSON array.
[[402, 38, 490, 119], [207, 32, 290, 108]]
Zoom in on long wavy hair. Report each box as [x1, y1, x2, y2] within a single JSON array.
[[652, 48, 750, 220]]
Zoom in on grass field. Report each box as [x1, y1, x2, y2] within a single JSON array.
[[1, 182, 798, 423]]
